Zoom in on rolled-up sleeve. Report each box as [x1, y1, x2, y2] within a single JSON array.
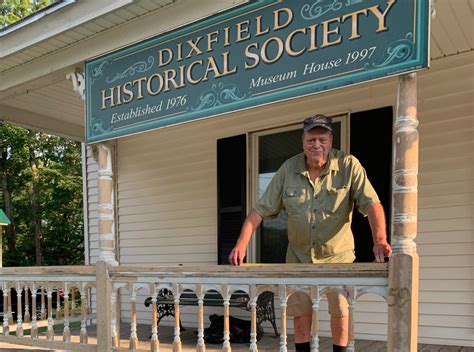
[[350, 157, 380, 217], [254, 165, 285, 218]]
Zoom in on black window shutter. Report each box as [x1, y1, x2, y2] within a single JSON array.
[[350, 107, 393, 262], [217, 134, 247, 264]]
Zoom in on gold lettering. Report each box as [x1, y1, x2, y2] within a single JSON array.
[[308, 24, 318, 52], [321, 17, 342, 48], [122, 82, 134, 103], [285, 28, 307, 57], [186, 36, 203, 58], [163, 69, 184, 92], [255, 15, 270, 37], [101, 87, 115, 110], [187, 60, 204, 84], [244, 42, 260, 69], [236, 20, 251, 43], [158, 48, 173, 67], [176, 43, 183, 62], [341, 9, 368, 40], [132, 77, 147, 99], [261, 36, 284, 64], [146, 73, 163, 95], [202, 56, 222, 81], [223, 26, 231, 47], [221, 51, 237, 76], [273, 7, 293, 31], [207, 30, 219, 52], [368, 0, 396, 32]]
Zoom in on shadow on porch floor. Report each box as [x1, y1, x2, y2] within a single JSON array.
[[81, 322, 474, 352]]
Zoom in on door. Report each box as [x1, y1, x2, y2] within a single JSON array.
[[250, 115, 348, 263]]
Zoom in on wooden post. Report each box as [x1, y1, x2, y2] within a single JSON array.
[[172, 283, 182, 352], [196, 285, 205, 352], [46, 287, 54, 340], [31, 285, 38, 339], [24, 286, 30, 323], [80, 287, 88, 344], [279, 285, 288, 352], [151, 292, 160, 352], [16, 285, 24, 337], [2, 286, 9, 335], [310, 286, 320, 352], [96, 261, 112, 352], [129, 289, 138, 351], [249, 285, 258, 352], [388, 73, 420, 351], [95, 143, 118, 265]]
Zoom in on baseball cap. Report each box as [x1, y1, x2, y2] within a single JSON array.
[[303, 114, 333, 132]]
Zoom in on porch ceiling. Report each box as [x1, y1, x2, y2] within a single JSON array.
[[0, 0, 472, 141]]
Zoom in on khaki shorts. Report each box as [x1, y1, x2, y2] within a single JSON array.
[[287, 289, 349, 317], [286, 250, 355, 317]]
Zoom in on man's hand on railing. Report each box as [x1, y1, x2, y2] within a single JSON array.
[[228, 244, 247, 266], [373, 241, 392, 263]]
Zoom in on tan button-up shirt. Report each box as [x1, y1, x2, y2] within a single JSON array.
[[254, 149, 380, 264]]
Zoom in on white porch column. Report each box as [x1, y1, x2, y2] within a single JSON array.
[[95, 143, 118, 265], [387, 73, 419, 351]]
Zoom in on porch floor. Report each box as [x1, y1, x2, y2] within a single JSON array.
[[108, 323, 474, 351], [1, 322, 473, 351]]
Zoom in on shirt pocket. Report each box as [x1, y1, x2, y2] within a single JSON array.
[[283, 187, 307, 215], [323, 186, 348, 214]]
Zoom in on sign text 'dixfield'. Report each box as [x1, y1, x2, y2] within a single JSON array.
[[86, 0, 429, 143]]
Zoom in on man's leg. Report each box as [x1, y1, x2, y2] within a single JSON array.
[[327, 290, 349, 351], [330, 315, 349, 346], [294, 314, 312, 352]]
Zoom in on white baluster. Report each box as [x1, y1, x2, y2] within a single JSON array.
[[16, 284, 23, 337], [2, 287, 9, 335], [196, 287, 205, 352], [24, 286, 30, 323], [150, 293, 159, 352], [222, 293, 231, 352], [172, 289, 182, 352], [249, 286, 258, 352], [31, 286, 38, 339], [347, 287, 355, 352], [7, 288, 13, 325], [111, 290, 119, 349], [46, 288, 54, 340], [63, 286, 71, 343], [279, 286, 288, 352], [311, 299, 319, 352], [129, 290, 138, 351], [71, 288, 76, 317], [80, 290, 88, 344], [56, 289, 62, 320], [40, 288, 46, 320]]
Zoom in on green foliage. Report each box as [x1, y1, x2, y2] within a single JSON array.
[[0, 124, 84, 266], [0, 0, 59, 29]]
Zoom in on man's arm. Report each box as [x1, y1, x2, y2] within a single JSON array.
[[228, 210, 263, 266], [367, 202, 392, 262]]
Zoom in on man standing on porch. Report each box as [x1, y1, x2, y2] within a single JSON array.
[[229, 114, 392, 352]]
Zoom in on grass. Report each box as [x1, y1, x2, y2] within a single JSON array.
[[9, 320, 82, 336]]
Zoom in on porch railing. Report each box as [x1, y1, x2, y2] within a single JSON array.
[[0, 262, 388, 351]]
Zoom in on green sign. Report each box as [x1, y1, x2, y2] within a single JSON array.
[[86, 0, 429, 143]]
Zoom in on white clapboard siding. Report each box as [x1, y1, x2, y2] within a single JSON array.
[[84, 51, 474, 345]]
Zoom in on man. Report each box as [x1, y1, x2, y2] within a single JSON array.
[[229, 114, 392, 352]]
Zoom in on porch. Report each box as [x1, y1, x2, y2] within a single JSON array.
[[0, 263, 402, 351]]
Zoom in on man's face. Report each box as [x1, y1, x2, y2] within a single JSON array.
[[302, 128, 333, 165]]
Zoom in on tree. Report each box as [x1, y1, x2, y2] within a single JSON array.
[[1, 0, 58, 29], [0, 124, 84, 266]]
